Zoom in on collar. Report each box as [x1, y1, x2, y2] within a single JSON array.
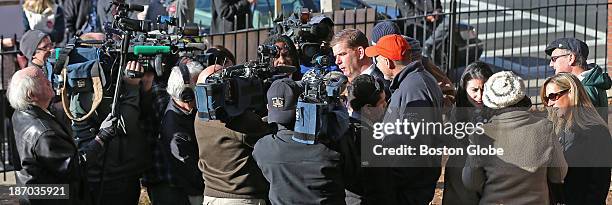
[[577, 68, 592, 81], [168, 99, 194, 116], [389, 60, 423, 91], [23, 105, 70, 134], [361, 63, 376, 75]]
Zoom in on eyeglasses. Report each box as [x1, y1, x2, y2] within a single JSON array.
[[544, 89, 569, 103], [36, 43, 54, 52], [550, 54, 570, 62]]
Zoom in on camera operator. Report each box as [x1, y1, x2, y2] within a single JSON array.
[[8, 66, 118, 205], [194, 67, 271, 205], [205, 45, 236, 68], [146, 61, 205, 205], [74, 61, 151, 205], [252, 78, 347, 205], [263, 34, 300, 80]]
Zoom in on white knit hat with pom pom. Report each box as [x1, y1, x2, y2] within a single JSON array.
[[483, 71, 526, 109]]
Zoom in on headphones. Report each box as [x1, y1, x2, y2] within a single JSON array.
[[178, 63, 195, 102]]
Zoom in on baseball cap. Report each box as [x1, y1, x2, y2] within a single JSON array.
[[267, 78, 303, 124], [545, 38, 589, 59], [365, 34, 410, 61]]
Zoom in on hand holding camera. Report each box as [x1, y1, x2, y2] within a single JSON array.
[[124, 61, 144, 85]]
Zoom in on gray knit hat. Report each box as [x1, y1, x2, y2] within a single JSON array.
[[371, 21, 401, 45], [19, 30, 48, 62], [402, 36, 422, 57], [483, 71, 526, 109]]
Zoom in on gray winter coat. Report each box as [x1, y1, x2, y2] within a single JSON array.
[[462, 109, 568, 205]]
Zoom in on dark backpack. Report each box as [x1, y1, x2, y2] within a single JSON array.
[[53, 42, 106, 122]]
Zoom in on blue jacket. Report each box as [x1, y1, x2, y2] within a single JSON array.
[[382, 60, 444, 204]]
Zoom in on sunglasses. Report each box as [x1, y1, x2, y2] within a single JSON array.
[[544, 89, 569, 103], [550, 54, 570, 62]]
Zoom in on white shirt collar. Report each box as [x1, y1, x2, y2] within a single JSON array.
[[361, 64, 376, 75], [577, 68, 592, 81]]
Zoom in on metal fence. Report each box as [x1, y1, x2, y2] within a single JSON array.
[[205, 0, 610, 106], [0, 34, 21, 180]]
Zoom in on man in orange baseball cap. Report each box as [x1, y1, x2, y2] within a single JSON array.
[[365, 34, 412, 80], [365, 34, 444, 205]]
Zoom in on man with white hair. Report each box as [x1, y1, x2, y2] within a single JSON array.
[[149, 61, 205, 205], [8, 66, 117, 205]]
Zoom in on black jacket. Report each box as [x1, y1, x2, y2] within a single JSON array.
[[253, 124, 346, 205], [72, 83, 151, 182], [558, 123, 612, 204], [12, 106, 102, 205], [211, 0, 253, 34], [160, 100, 204, 195], [340, 118, 395, 205]]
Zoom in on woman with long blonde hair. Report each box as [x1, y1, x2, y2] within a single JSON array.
[[22, 0, 65, 43], [540, 72, 612, 204]]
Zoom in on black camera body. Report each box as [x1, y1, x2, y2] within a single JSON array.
[[294, 69, 348, 143], [104, 0, 206, 78], [194, 44, 296, 122], [273, 12, 334, 67]]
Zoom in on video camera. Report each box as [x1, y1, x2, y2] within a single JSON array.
[[194, 44, 296, 122], [272, 10, 334, 67], [293, 67, 348, 144], [103, 0, 207, 78]]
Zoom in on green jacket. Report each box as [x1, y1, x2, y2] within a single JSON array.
[[582, 64, 611, 121]]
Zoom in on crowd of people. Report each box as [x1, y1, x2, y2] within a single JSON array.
[[4, 0, 612, 204]]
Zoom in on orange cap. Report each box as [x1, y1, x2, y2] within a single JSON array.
[[365, 34, 410, 61]]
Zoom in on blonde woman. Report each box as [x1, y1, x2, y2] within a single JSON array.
[[540, 72, 612, 204], [22, 0, 65, 43]]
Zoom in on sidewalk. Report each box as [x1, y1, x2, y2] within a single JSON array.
[[0, 171, 18, 204]]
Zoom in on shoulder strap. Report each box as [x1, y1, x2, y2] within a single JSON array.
[[53, 39, 75, 75], [60, 60, 104, 122]]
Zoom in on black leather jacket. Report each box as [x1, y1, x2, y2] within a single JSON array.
[[12, 106, 97, 205]]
